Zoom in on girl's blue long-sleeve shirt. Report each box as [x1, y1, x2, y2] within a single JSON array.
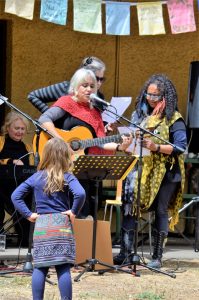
[[11, 170, 86, 218]]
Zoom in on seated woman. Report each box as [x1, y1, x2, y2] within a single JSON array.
[[0, 111, 34, 246]]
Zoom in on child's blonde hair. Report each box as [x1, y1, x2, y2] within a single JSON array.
[[38, 138, 73, 194]]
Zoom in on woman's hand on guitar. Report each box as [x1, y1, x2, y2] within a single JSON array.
[[120, 134, 133, 152]]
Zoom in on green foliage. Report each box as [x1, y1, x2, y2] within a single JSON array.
[[135, 291, 165, 300]]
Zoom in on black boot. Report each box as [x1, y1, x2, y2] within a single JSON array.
[[113, 228, 134, 265], [147, 231, 167, 269]]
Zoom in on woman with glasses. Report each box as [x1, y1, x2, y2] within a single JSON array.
[[27, 56, 106, 113], [113, 74, 187, 269], [38, 68, 131, 219]]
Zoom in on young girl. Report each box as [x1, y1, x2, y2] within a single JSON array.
[[11, 138, 85, 300]]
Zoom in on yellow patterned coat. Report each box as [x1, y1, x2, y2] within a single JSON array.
[[134, 112, 185, 231]]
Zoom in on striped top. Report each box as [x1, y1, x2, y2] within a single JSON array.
[[28, 81, 105, 113], [28, 81, 70, 113]]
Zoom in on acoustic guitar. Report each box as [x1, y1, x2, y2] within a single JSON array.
[[32, 126, 128, 161]]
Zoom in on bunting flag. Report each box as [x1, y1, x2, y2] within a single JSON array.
[[73, 0, 102, 34], [137, 2, 165, 36], [3, 0, 198, 36], [5, 0, 35, 20], [167, 0, 196, 34], [40, 0, 68, 25], [105, 2, 131, 35]]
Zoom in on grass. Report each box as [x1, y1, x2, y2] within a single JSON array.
[[135, 291, 165, 300]]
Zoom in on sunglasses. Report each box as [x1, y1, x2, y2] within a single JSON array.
[[96, 76, 105, 82], [145, 93, 162, 101]]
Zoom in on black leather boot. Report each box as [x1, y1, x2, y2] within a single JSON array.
[[113, 228, 134, 265], [147, 231, 167, 269]]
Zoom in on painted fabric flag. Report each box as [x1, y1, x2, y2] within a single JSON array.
[[73, 0, 102, 34], [167, 0, 196, 34], [105, 2, 131, 35], [137, 2, 165, 36], [40, 0, 68, 25], [5, 0, 35, 20]]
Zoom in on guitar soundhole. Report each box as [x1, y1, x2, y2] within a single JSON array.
[[70, 140, 81, 151]]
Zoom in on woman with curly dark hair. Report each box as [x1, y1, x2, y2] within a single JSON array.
[[113, 74, 187, 269]]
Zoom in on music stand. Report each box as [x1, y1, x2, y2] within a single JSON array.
[[72, 155, 138, 282]]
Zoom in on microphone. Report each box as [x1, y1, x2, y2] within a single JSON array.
[[89, 93, 111, 108]]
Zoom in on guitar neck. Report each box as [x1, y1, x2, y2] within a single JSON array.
[[79, 134, 122, 149]]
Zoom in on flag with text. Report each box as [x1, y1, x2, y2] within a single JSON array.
[[137, 2, 165, 36], [73, 0, 102, 34], [167, 0, 196, 34]]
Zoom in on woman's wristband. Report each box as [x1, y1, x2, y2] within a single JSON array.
[[116, 144, 122, 152], [156, 145, 161, 153]]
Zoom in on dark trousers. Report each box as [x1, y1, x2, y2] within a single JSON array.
[[0, 179, 32, 246], [121, 176, 180, 236], [149, 176, 179, 233]]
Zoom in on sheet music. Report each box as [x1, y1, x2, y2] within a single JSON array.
[[102, 97, 132, 123]]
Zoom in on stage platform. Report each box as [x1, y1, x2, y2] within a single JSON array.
[[1, 237, 199, 264]]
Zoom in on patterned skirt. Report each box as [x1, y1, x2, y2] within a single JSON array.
[[33, 213, 75, 268]]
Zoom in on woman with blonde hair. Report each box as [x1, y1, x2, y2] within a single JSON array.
[[0, 111, 33, 245], [0, 111, 33, 165], [38, 68, 131, 218], [11, 137, 86, 300], [28, 56, 106, 113]]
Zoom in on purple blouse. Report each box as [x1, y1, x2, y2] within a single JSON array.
[[11, 170, 85, 218]]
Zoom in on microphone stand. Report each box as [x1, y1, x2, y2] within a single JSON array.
[[96, 103, 181, 278], [0, 95, 55, 283], [99, 105, 183, 152]]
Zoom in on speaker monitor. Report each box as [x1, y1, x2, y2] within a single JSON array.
[[186, 61, 199, 153], [73, 219, 113, 270], [187, 61, 199, 128]]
